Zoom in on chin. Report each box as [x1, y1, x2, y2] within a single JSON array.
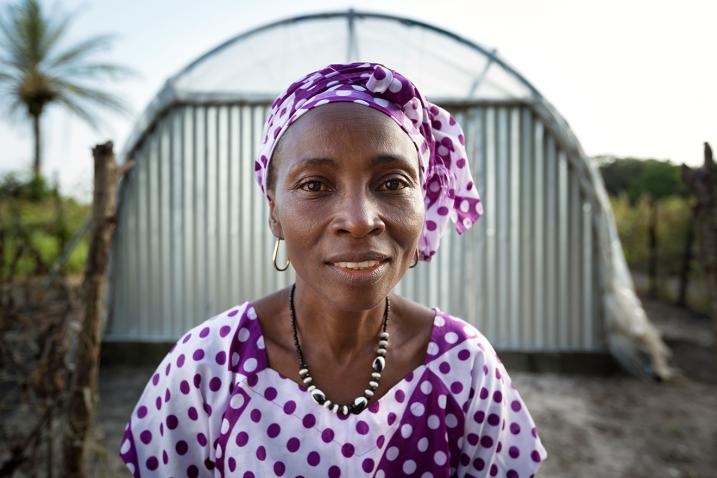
[[310, 262, 398, 311]]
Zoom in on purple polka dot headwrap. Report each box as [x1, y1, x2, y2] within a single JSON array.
[[255, 62, 483, 262]]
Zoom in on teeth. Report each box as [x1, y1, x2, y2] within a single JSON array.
[[334, 260, 381, 270]]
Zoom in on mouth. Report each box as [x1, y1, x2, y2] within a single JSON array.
[[327, 258, 390, 284], [331, 260, 384, 270]]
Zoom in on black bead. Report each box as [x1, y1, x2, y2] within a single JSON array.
[[372, 356, 385, 373], [352, 396, 368, 414], [310, 388, 326, 405]]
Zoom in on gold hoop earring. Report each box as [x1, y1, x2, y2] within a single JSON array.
[[409, 249, 419, 269], [273, 237, 290, 271]]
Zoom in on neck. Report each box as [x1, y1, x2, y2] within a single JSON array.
[[290, 281, 388, 366]]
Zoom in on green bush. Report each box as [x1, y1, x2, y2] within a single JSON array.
[[610, 194, 695, 275], [600, 156, 707, 312], [609, 193, 707, 311], [0, 185, 90, 278], [0, 171, 55, 202]]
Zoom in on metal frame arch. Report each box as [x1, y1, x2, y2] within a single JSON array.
[[117, 9, 556, 166]]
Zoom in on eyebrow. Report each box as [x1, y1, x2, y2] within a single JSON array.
[[371, 154, 414, 168], [288, 154, 415, 174]]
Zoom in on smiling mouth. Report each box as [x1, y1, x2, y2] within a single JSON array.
[[327, 259, 390, 284], [332, 260, 383, 270]]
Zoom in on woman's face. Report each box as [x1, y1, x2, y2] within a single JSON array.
[[267, 102, 425, 310]]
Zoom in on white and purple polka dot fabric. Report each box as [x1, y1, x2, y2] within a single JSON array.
[[255, 62, 483, 262], [120, 303, 548, 477]]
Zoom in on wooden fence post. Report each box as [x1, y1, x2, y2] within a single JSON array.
[[682, 142, 717, 352], [62, 141, 119, 476]]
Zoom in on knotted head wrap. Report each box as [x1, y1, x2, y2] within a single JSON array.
[[255, 62, 483, 262]]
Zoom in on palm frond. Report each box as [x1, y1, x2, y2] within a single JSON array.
[[3, 100, 29, 124], [54, 92, 99, 130], [52, 77, 133, 117], [46, 33, 118, 70], [0, 4, 30, 69], [50, 62, 138, 81], [39, 2, 76, 60], [0, 72, 21, 108], [9, 0, 47, 67], [0, 70, 18, 83], [0, 82, 31, 123]]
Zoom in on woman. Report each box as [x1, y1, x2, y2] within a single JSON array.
[[120, 62, 548, 477]]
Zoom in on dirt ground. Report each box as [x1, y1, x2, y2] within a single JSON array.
[[510, 299, 717, 478], [91, 296, 717, 478]]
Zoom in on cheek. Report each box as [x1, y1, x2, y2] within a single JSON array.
[[275, 197, 324, 241], [389, 192, 425, 239]]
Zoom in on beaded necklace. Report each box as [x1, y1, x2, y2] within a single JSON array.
[[289, 283, 389, 416]]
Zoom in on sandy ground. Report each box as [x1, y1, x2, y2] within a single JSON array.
[[90, 296, 717, 478]]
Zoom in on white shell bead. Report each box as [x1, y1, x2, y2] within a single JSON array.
[[364, 389, 374, 397], [378, 340, 388, 348], [299, 368, 309, 376], [372, 356, 386, 372], [310, 388, 325, 403], [380, 331, 389, 339], [371, 372, 381, 379], [307, 385, 316, 392], [369, 380, 379, 389], [323, 399, 333, 409], [377, 349, 386, 356], [354, 396, 367, 405], [303, 376, 313, 384]]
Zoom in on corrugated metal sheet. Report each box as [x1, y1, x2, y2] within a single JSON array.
[[106, 101, 604, 352]]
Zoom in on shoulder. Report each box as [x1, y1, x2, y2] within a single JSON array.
[[165, 300, 272, 376], [177, 300, 254, 351], [119, 301, 264, 476], [430, 310, 549, 477], [135, 300, 255, 404], [427, 308, 501, 376], [425, 309, 519, 420]]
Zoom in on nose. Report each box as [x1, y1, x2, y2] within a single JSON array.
[[332, 187, 386, 238]]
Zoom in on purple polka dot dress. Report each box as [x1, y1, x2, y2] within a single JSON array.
[[120, 302, 548, 477]]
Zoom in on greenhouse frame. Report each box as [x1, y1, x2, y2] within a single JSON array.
[[104, 10, 659, 367]]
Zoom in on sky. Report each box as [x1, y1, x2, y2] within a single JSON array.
[[1, 0, 715, 203]]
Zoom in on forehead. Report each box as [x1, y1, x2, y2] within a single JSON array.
[[272, 102, 418, 166]]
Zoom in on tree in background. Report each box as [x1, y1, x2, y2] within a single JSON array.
[[596, 156, 645, 197], [598, 156, 689, 299], [630, 160, 684, 297], [0, 0, 134, 194]]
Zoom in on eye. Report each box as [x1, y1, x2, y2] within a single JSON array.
[[381, 177, 410, 191], [298, 179, 327, 193]]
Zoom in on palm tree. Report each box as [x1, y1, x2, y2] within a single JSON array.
[[0, 0, 134, 186]]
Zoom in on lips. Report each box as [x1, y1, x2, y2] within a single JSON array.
[[325, 252, 390, 264], [333, 260, 383, 270], [327, 253, 389, 285]]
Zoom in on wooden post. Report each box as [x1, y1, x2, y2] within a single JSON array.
[[682, 143, 717, 352], [648, 197, 659, 298], [62, 141, 119, 477], [676, 212, 695, 307], [52, 176, 69, 274]]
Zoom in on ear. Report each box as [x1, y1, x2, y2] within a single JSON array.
[[267, 190, 283, 239]]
